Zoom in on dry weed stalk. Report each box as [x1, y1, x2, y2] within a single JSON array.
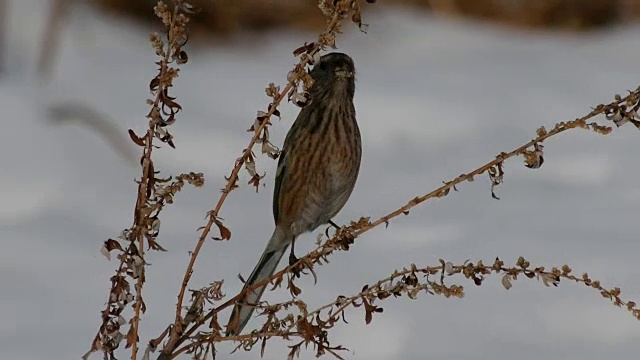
[[174, 257, 639, 358], [84, 0, 640, 359], [85, 2, 201, 360]]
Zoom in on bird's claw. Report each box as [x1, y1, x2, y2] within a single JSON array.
[[288, 251, 303, 278]]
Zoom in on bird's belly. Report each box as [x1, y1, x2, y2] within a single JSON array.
[[297, 157, 358, 232]]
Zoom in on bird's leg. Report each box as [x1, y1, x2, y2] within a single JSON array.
[[288, 235, 302, 278], [328, 220, 340, 230], [288, 235, 297, 264]]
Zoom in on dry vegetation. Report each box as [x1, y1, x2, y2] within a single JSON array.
[[80, 1, 640, 360], [93, 0, 640, 35]]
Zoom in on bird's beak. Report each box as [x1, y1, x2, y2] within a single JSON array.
[[335, 68, 354, 80]]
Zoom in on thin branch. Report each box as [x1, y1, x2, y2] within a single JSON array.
[[85, 2, 192, 359], [129, 4, 183, 358], [178, 257, 640, 354]]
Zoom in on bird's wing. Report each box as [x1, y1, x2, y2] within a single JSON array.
[[272, 148, 287, 223]]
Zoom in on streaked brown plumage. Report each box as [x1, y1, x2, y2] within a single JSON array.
[[226, 52, 361, 335]]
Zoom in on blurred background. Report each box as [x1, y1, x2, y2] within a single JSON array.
[[30, 0, 640, 39], [2, 1, 640, 360]]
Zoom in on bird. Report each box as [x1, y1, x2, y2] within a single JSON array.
[[226, 52, 362, 336]]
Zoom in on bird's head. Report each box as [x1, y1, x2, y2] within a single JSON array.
[[309, 52, 356, 98]]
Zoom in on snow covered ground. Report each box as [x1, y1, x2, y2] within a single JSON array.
[[2, 1, 640, 359]]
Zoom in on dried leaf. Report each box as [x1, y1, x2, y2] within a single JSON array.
[[363, 298, 382, 325], [147, 238, 167, 252], [128, 129, 146, 147], [100, 244, 111, 261], [540, 273, 560, 287], [102, 239, 124, 260], [248, 173, 265, 192], [142, 346, 153, 360], [289, 278, 302, 297], [141, 298, 147, 313], [444, 262, 455, 275], [174, 50, 188, 64], [488, 163, 504, 200], [209, 312, 222, 331], [265, 84, 280, 99], [291, 91, 310, 107], [245, 157, 258, 177], [213, 219, 231, 241], [524, 143, 544, 169], [261, 140, 280, 159], [501, 274, 513, 290], [293, 42, 315, 57], [149, 76, 160, 93], [261, 336, 268, 357], [287, 70, 297, 83], [149, 217, 161, 235], [605, 106, 628, 127], [81, 349, 96, 360]]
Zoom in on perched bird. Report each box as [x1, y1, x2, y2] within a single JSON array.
[[226, 52, 362, 335]]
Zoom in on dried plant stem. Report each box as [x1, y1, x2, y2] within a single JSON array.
[[130, 243, 145, 359], [307, 261, 637, 327], [163, 9, 346, 354], [130, 4, 181, 359], [175, 257, 639, 354], [356, 117, 611, 237]]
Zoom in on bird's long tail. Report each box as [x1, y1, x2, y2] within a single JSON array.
[[226, 228, 289, 335]]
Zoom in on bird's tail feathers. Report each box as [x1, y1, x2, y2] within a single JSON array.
[[226, 228, 289, 335]]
